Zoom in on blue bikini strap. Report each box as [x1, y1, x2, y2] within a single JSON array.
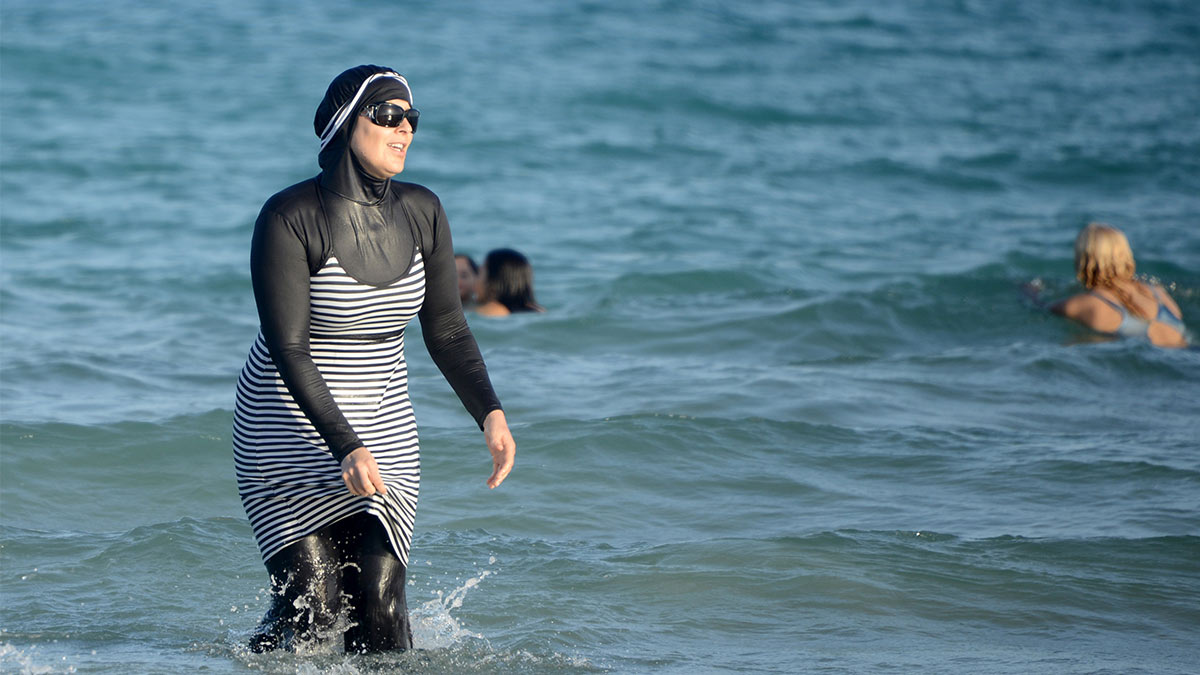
[[1088, 291, 1127, 315]]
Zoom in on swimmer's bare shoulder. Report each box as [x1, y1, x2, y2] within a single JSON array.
[[1050, 293, 1088, 318], [1050, 293, 1120, 333]]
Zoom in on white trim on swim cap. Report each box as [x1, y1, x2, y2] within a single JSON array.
[[318, 71, 412, 151]]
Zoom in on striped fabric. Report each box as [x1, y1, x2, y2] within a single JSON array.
[[233, 253, 425, 565]]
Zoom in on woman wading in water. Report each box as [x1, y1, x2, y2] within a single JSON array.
[[232, 65, 516, 652]]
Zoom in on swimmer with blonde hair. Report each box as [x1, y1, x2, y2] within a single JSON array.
[[1050, 223, 1187, 348]]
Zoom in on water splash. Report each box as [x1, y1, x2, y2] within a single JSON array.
[[243, 566, 360, 655], [0, 643, 71, 674], [411, 566, 494, 649]]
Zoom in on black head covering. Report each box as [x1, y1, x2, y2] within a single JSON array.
[[314, 65, 414, 204]]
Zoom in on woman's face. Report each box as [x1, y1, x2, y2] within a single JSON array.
[[350, 98, 414, 179], [455, 257, 477, 303]]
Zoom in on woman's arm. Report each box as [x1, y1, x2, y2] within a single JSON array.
[[1049, 293, 1124, 333], [416, 198, 514, 486], [1049, 293, 1088, 318], [250, 206, 364, 463], [416, 200, 503, 426]]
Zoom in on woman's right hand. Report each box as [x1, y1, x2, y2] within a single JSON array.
[[341, 447, 388, 497]]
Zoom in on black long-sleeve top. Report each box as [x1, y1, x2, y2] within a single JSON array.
[[249, 168, 502, 463]]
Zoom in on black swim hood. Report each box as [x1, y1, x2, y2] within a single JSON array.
[[314, 65, 414, 203]]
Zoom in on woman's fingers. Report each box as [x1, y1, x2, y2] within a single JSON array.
[[486, 433, 516, 489], [342, 467, 372, 496], [482, 409, 515, 489], [487, 454, 513, 488], [369, 468, 388, 495], [341, 447, 387, 496]]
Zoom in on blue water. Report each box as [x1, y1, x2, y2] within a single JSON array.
[[2, 0, 1199, 673]]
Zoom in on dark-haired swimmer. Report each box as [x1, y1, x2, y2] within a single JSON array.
[[475, 248, 545, 317]]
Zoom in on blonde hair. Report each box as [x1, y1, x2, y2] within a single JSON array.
[[1074, 223, 1149, 319]]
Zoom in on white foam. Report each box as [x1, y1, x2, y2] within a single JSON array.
[[0, 643, 65, 674]]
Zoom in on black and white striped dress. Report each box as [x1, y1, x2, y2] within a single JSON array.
[[233, 253, 425, 565]]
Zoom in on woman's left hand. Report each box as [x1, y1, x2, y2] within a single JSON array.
[[341, 446, 388, 497], [482, 409, 516, 489]]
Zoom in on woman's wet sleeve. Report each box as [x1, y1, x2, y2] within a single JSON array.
[[417, 203, 503, 428], [250, 208, 364, 461]]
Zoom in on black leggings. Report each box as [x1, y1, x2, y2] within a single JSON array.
[[248, 512, 413, 653]]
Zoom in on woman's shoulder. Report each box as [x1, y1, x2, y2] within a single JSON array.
[[474, 301, 511, 317], [261, 176, 322, 216], [1146, 281, 1185, 317], [390, 182, 447, 241], [390, 180, 440, 207], [1051, 292, 1099, 315], [1052, 292, 1122, 328]]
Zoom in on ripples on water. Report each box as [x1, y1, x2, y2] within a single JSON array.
[[3, 0, 1200, 672]]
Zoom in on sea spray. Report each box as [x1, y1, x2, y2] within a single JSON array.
[[411, 561, 496, 649]]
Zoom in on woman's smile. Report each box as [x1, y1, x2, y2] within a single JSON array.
[[350, 98, 414, 179]]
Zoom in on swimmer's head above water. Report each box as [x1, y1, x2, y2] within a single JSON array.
[[456, 254, 479, 305], [1074, 223, 1136, 290], [476, 248, 544, 316], [1051, 222, 1187, 348]]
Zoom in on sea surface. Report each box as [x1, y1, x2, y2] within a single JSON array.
[[2, 1, 1199, 673]]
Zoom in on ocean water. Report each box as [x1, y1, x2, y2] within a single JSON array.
[[2, 0, 1199, 673]]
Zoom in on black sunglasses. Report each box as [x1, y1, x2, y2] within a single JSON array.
[[362, 102, 420, 131]]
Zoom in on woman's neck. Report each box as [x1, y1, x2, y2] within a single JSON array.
[[475, 300, 511, 317]]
